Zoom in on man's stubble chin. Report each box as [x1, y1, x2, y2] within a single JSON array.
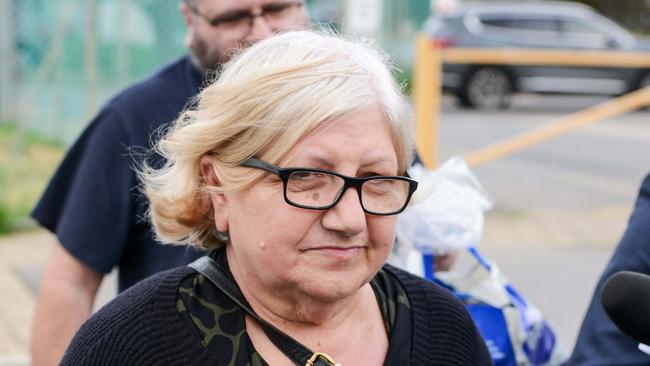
[[190, 36, 251, 72]]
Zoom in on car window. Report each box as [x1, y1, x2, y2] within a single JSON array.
[[480, 17, 558, 32], [559, 18, 612, 48], [560, 19, 601, 34], [472, 14, 563, 46]]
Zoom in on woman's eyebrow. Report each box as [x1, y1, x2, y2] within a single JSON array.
[[359, 154, 398, 167], [289, 155, 398, 173], [287, 155, 335, 169]]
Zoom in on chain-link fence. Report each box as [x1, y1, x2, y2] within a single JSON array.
[[1, 0, 187, 145]]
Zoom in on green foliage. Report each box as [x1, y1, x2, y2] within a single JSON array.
[[0, 207, 10, 235], [0, 122, 64, 234], [0, 175, 10, 235]]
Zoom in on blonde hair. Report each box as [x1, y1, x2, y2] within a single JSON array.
[[140, 30, 414, 249]]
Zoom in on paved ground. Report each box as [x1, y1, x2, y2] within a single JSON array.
[[482, 207, 627, 354], [0, 205, 629, 365], [0, 230, 116, 366]]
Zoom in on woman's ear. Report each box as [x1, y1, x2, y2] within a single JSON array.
[[199, 156, 229, 232]]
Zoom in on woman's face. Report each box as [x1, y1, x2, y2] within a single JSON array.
[[217, 105, 400, 302]]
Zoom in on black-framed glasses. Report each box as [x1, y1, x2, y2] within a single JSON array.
[[186, 1, 303, 36], [241, 157, 418, 216]]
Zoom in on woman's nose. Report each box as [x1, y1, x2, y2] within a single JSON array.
[[321, 188, 367, 237]]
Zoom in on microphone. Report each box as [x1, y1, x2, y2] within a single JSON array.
[[600, 271, 650, 347]]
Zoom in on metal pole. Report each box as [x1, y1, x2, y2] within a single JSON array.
[[54, 37, 64, 141], [84, 0, 98, 118], [413, 34, 440, 169], [117, 0, 129, 88], [0, 0, 16, 123]]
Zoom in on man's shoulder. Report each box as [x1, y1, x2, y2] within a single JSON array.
[[84, 55, 200, 140], [120, 55, 196, 97], [627, 172, 650, 232], [641, 173, 650, 199], [105, 56, 199, 116]]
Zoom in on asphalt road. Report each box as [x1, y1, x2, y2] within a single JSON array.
[[438, 93, 650, 211], [436, 93, 649, 355]]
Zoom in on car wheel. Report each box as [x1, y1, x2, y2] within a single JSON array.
[[455, 92, 473, 108], [462, 67, 513, 110]]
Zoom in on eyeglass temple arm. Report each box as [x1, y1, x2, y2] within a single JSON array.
[[241, 157, 280, 175]]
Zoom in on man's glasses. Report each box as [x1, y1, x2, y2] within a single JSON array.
[[186, 1, 303, 36], [241, 157, 418, 216]]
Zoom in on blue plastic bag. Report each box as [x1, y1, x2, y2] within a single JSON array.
[[431, 247, 565, 366]]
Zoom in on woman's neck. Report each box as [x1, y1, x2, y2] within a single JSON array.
[[226, 246, 369, 329]]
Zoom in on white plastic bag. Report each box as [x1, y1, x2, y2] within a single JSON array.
[[395, 156, 493, 257]]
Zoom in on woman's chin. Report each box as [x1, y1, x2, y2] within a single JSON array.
[[295, 268, 373, 303]]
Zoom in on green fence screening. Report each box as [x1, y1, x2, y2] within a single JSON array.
[[2, 0, 187, 144], [0, 0, 429, 145]]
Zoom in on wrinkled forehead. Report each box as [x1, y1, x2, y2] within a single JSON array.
[[281, 107, 399, 164]]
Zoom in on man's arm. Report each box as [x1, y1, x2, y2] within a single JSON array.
[[31, 241, 103, 366]]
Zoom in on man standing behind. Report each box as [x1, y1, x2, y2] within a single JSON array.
[[30, 1, 308, 364], [568, 173, 650, 365]]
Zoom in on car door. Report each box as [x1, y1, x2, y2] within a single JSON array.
[[554, 17, 633, 94], [475, 15, 573, 83]]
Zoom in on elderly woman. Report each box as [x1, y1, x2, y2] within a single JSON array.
[[61, 31, 491, 365]]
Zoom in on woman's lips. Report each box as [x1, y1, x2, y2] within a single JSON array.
[[305, 246, 365, 260]]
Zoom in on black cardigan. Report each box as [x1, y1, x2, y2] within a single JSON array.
[[61, 264, 492, 365]]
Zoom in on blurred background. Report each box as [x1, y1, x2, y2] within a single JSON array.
[[1, 0, 649, 364]]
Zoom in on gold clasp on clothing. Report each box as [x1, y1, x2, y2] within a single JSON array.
[[305, 352, 341, 366]]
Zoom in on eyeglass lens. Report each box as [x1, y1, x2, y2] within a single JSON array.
[[285, 171, 411, 214], [211, 1, 301, 33]]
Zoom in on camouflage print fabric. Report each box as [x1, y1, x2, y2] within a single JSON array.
[[178, 274, 265, 366], [177, 262, 413, 365]]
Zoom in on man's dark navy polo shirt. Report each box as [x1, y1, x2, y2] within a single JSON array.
[[32, 56, 206, 291]]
